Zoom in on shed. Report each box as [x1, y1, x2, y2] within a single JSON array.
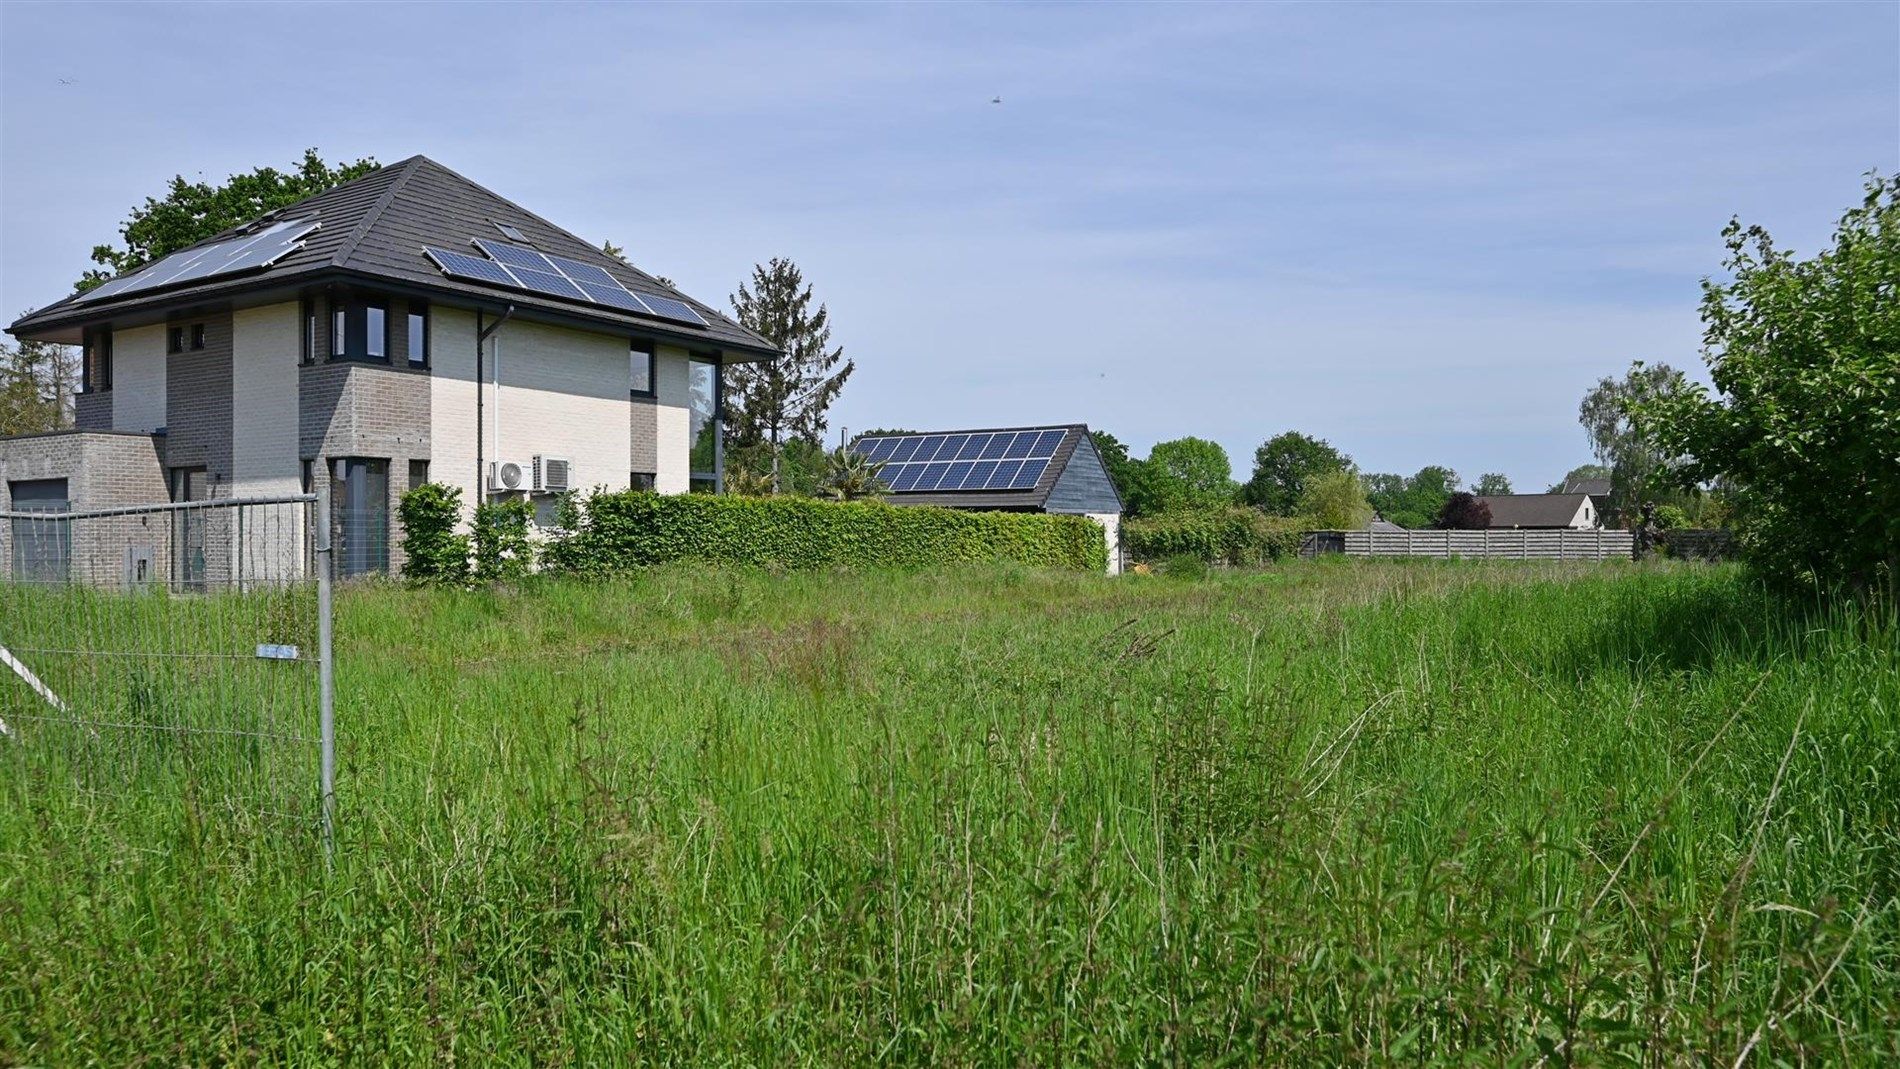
[[849, 424, 1124, 573]]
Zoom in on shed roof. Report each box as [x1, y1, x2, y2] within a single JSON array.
[[1476, 493, 1590, 528], [848, 424, 1101, 511], [9, 155, 776, 358]]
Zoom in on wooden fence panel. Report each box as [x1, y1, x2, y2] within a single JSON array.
[[1329, 528, 1633, 562]]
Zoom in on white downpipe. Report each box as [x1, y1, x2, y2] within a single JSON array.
[[0, 638, 70, 737]]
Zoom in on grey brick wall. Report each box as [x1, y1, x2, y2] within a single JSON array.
[[74, 391, 112, 430], [0, 431, 170, 585], [164, 312, 234, 484]]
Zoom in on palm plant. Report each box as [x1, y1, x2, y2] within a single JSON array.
[[819, 446, 889, 501]]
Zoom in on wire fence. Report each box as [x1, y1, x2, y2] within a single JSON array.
[[0, 494, 333, 838]]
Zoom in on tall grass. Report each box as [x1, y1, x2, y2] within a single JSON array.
[[1, 562, 1896, 1063]]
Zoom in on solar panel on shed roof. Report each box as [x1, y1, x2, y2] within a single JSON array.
[[853, 428, 1068, 494]]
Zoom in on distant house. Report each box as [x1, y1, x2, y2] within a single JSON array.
[[1559, 476, 1613, 518], [849, 425, 1124, 573], [1476, 493, 1600, 530]]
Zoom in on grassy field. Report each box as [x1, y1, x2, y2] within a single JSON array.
[[1, 561, 1896, 1064]]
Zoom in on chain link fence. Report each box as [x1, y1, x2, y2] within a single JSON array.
[[0, 494, 333, 838]]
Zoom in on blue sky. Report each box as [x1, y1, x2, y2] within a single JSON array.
[[2, 2, 1893, 489]]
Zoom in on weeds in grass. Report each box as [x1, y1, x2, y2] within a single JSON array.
[[0, 562, 1896, 1063]]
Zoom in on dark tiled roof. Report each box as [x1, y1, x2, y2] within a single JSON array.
[[1477, 493, 1591, 528], [849, 424, 1090, 511], [1561, 477, 1612, 497], [9, 155, 776, 358]]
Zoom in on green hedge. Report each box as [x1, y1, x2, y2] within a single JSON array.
[[542, 491, 1107, 575], [1124, 506, 1302, 566]]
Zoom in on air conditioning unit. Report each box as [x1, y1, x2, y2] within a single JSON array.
[[533, 455, 573, 493], [487, 459, 527, 492]]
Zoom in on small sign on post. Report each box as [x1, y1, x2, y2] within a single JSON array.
[[255, 643, 301, 661]]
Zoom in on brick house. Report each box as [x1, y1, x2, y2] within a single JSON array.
[[1, 156, 777, 582]]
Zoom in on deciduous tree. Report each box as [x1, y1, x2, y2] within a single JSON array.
[[1141, 437, 1238, 513], [1580, 363, 1691, 518], [1435, 492, 1492, 530], [1473, 472, 1513, 496], [1242, 431, 1352, 516], [1297, 469, 1373, 529], [0, 336, 79, 436]]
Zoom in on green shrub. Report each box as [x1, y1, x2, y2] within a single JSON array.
[[1124, 506, 1301, 566], [472, 498, 535, 583], [396, 483, 470, 586], [541, 490, 1105, 575]]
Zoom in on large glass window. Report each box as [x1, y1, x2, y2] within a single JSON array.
[[688, 357, 719, 491], [630, 340, 654, 398], [365, 302, 388, 360], [170, 467, 209, 593], [8, 479, 70, 584], [407, 303, 429, 368], [331, 458, 390, 577]]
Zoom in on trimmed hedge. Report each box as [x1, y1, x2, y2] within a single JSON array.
[[542, 491, 1107, 575], [1124, 506, 1302, 566]]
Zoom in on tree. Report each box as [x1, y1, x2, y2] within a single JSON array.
[[1090, 430, 1152, 513], [1366, 465, 1460, 529], [1435, 492, 1492, 530], [1141, 437, 1237, 513], [1296, 469, 1373, 529], [1640, 175, 1900, 590], [727, 258, 855, 493], [0, 336, 79, 436], [1242, 431, 1352, 516], [1547, 463, 1611, 494], [1580, 362, 1691, 520], [1473, 472, 1513, 496], [81, 149, 379, 291]]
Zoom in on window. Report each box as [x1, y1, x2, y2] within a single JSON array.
[[365, 301, 387, 360], [688, 357, 720, 489], [302, 300, 317, 365], [167, 326, 187, 354], [630, 472, 656, 491], [331, 302, 346, 359], [494, 222, 530, 243], [301, 459, 315, 495], [331, 458, 390, 577], [8, 479, 70, 584], [407, 302, 429, 368], [82, 330, 113, 392], [408, 459, 430, 490], [190, 323, 206, 351], [630, 340, 655, 398]]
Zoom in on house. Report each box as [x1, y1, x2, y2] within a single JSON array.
[[1, 155, 777, 583], [849, 425, 1124, 573], [1559, 475, 1613, 518], [1475, 492, 1600, 530]]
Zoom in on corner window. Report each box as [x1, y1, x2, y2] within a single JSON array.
[[407, 302, 429, 369], [83, 329, 113, 392], [167, 326, 186, 355], [365, 301, 387, 361], [630, 340, 655, 398], [688, 357, 719, 487]]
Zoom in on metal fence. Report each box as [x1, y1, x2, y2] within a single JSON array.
[[1323, 527, 1636, 561], [0, 493, 334, 841]]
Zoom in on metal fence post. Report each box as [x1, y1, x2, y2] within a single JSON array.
[[315, 475, 336, 862]]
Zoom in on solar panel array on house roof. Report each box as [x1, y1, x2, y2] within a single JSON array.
[[75, 219, 321, 304], [424, 240, 708, 326], [853, 428, 1066, 493]]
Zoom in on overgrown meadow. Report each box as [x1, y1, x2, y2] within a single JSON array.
[[2, 562, 1896, 1064]]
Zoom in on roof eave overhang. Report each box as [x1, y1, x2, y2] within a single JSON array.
[[8, 267, 781, 362]]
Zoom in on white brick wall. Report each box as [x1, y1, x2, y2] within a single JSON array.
[[111, 323, 166, 433], [231, 302, 301, 496]]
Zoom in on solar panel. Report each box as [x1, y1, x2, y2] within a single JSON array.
[[850, 428, 1068, 495], [475, 239, 553, 271], [426, 247, 518, 287], [547, 255, 621, 287], [76, 219, 319, 304], [510, 267, 588, 300], [576, 281, 652, 313], [632, 292, 708, 326]]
